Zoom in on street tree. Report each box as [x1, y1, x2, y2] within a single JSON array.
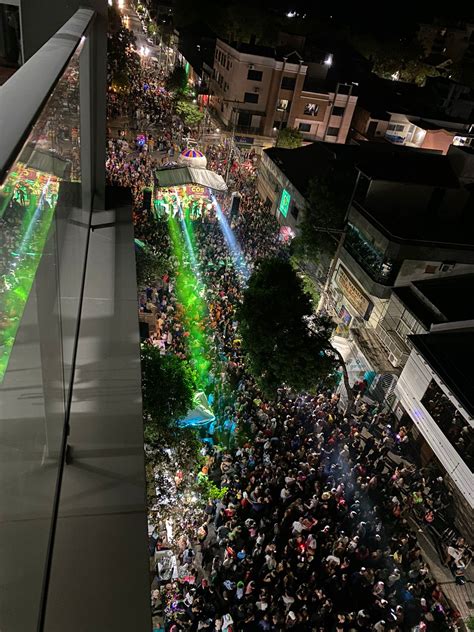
[[238, 258, 353, 410], [276, 126, 303, 148], [350, 32, 439, 85], [166, 66, 188, 93], [141, 343, 195, 430], [176, 99, 204, 128]]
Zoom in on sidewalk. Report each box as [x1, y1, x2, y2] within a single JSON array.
[[358, 422, 474, 623], [414, 522, 474, 621]]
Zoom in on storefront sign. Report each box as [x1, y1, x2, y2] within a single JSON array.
[[335, 266, 371, 318], [279, 188, 291, 218], [338, 305, 352, 326], [235, 135, 254, 145]]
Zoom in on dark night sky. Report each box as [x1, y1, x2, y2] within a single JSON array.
[[232, 0, 473, 26]]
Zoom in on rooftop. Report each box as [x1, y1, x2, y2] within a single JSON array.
[[219, 39, 294, 62], [263, 142, 357, 196], [356, 149, 460, 187], [412, 274, 474, 323], [356, 75, 473, 126], [410, 330, 474, 417], [263, 142, 462, 203], [154, 166, 227, 192], [355, 198, 474, 248]]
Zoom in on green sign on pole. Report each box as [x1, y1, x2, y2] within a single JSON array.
[[279, 188, 291, 218]]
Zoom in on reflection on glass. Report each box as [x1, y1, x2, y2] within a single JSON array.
[[0, 47, 81, 382]]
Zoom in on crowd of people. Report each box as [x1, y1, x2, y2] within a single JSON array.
[[104, 29, 470, 632], [146, 203, 467, 632], [142, 188, 469, 631]]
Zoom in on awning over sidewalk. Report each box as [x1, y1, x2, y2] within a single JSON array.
[[351, 326, 400, 375], [154, 166, 227, 192]]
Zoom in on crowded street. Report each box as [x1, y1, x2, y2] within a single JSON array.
[[104, 6, 473, 632]]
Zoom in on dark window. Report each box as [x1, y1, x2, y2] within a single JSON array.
[[247, 69, 263, 81], [304, 103, 319, 116], [337, 83, 351, 94], [291, 205, 299, 220], [281, 76, 296, 90], [244, 92, 259, 103], [298, 122, 311, 132], [332, 106, 345, 116], [238, 111, 252, 126], [327, 126, 339, 136], [273, 120, 281, 129], [367, 121, 378, 136]]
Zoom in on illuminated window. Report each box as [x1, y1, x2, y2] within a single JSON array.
[[304, 103, 319, 116], [277, 99, 290, 111]]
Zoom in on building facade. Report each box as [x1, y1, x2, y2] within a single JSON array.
[[395, 330, 474, 538], [326, 150, 474, 398], [352, 108, 474, 153], [209, 39, 357, 142]]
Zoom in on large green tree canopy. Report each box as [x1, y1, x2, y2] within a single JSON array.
[[237, 258, 339, 395], [141, 344, 195, 430], [276, 127, 303, 149]]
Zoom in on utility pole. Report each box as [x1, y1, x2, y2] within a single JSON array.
[[225, 107, 237, 184], [222, 98, 245, 184], [317, 171, 361, 313]]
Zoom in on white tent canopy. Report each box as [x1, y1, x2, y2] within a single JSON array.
[[154, 166, 228, 192]]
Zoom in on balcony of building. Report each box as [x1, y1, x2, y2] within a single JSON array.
[[373, 291, 428, 369], [0, 7, 150, 631], [344, 222, 400, 286]]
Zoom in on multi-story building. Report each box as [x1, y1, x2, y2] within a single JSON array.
[[394, 318, 474, 537], [209, 38, 357, 143], [322, 148, 474, 532], [326, 147, 474, 391], [257, 141, 357, 234], [0, 2, 151, 630], [351, 76, 474, 153], [256, 137, 474, 529]]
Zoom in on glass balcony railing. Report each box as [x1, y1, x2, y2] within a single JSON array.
[[344, 223, 399, 286], [0, 9, 95, 631]]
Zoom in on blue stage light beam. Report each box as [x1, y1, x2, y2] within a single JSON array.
[[209, 191, 250, 282]]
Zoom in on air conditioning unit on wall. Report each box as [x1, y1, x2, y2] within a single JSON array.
[[439, 262, 455, 273], [388, 352, 400, 367]]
